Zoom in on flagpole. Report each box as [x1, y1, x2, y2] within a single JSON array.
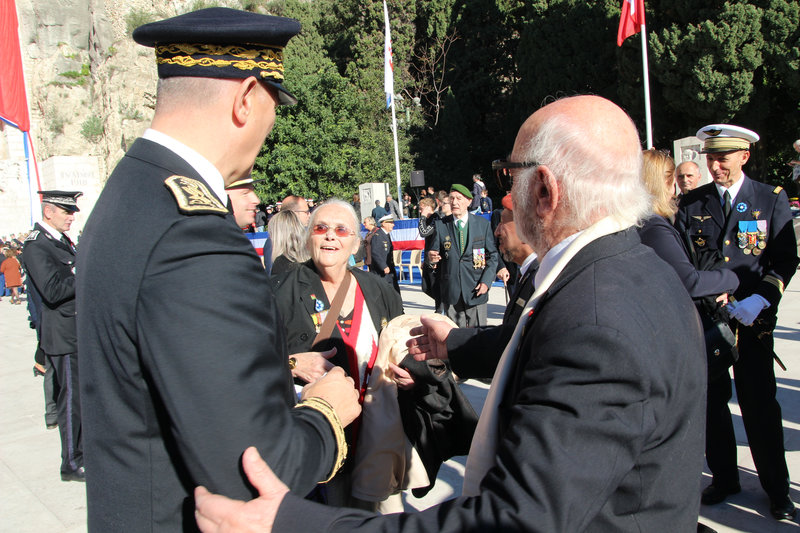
[[640, 21, 653, 149], [390, 95, 403, 218]]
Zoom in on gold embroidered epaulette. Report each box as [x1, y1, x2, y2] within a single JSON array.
[[164, 175, 228, 215], [773, 186, 783, 194]]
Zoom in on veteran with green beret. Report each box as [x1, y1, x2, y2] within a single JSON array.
[[675, 124, 799, 520], [76, 8, 360, 532], [425, 182, 497, 327]]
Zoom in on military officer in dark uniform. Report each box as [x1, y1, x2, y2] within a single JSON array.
[[428, 183, 498, 327], [23, 190, 84, 482], [675, 124, 799, 520], [75, 9, 360, 532], [368, 214, 399, 292]]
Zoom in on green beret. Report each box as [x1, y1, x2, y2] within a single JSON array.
[[450, 183, 473, 200]]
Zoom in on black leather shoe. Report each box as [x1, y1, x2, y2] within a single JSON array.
[[61, 466, 85, 482], [701, 483, 741, 505], [769, 495, 796, 520]]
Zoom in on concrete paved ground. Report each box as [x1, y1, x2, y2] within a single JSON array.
[[1, 279, 798, 532]]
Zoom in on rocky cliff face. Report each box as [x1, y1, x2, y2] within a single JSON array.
[[16, 0, 243, 179]]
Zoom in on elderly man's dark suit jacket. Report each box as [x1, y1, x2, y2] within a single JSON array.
[[76, 138, 338, 532], [274, 228, 707, 532], [430, 213, 498, 307], [446, 259, 538, 378], [23, 223, 77, 355]]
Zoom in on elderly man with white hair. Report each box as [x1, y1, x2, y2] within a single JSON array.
[[194, 95, 708, 533]]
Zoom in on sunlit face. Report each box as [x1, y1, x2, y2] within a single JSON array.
[[227, 185, 260, 228], [494, 208, 524, 264], [44, 204, 75, 233], [449, 191, 471, 217], [308, 205, 359, 269], [675, 163, 700, 194], [291, 199, 311, 226], [706, 150, 749, 188]]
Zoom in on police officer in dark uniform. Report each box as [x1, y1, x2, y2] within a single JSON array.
[[23, 190, 84, 482], [75, 8, 360, 531], [369, 214, 400, 292], [675, 124, 799, 520]]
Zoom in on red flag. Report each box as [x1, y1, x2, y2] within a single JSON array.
[[617, 0, 646, 47], [0, 0, 31, 131]]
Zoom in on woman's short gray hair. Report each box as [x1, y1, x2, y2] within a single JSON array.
[[305, 199, 362, 247]]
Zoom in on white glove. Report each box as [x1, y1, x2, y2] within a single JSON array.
[[728, 294, 769, 326]]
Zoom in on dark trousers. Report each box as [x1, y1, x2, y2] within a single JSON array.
[[446, 297, 487, 328], [705, 321, 789, 499], [43, 355, 59, 426], [48, 352, 83, 474]]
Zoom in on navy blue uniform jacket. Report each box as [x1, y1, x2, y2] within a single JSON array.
[[675, 177, 798, 311], [23, 222, 77, 355], [76, 139, 337, 532]]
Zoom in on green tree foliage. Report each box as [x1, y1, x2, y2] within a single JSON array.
[[243, 0, 799, 200]]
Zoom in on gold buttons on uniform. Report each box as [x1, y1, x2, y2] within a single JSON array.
[[724, 257, 730, 262], [724, 239, 730, 246]]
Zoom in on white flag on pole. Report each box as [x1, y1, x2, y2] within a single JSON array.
[[383, 0, 394, 108]]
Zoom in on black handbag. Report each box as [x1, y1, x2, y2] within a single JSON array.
[[682, 232, 738, 380]]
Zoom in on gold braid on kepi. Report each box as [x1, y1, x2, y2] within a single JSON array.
[[155, 43, 285, 82], [294, 397, 348, 482], [132, 7, 300, 105]]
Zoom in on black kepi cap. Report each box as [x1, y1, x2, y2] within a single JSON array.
[[38, 190, 83, 212], [132, 7, 301, 106]]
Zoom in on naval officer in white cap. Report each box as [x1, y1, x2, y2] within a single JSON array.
[[675, 124, 799, 520]]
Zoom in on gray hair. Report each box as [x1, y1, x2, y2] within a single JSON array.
[[514, 111, 650, 239], [268, 210, 310, 263], [306, 199, 362, 247]]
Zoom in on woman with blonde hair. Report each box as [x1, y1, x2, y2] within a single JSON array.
[[268, 209, 310, 275], [638, 148, 738, 299]]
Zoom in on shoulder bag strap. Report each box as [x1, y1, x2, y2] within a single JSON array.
[[313, 272, 353, 345]]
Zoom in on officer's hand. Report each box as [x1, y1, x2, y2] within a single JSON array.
[[301, 367, 360, 427], [290, 348, 336, 383], [427, 250, 441, 264], [496, 268, 509, 283], [195, 447, 286, 533], [419, 205, 433, 217], [384, 267, 390, 274], [407, 315, 452, 361], [728, 294, 769, 326], [474, 282, 489, 296]]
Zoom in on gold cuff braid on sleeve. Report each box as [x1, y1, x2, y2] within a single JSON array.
[[295, 397, 348, 482], [763, 275, 785, 294]]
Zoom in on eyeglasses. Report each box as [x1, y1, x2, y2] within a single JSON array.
[[311, 224, 355, 237], [491, 159, 539, 191]]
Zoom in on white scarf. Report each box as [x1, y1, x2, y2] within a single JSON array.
[[462, 216, 631, 496]]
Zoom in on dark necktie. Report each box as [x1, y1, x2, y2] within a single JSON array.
[[722, 190, 731, 220], [60, 234, 71, 247], [457, 220, 466, 254]]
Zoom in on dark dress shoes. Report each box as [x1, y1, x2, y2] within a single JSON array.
[[701, 483, 741, 505], [61, 466, 85, 482], [769, 495, 796, 521]]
